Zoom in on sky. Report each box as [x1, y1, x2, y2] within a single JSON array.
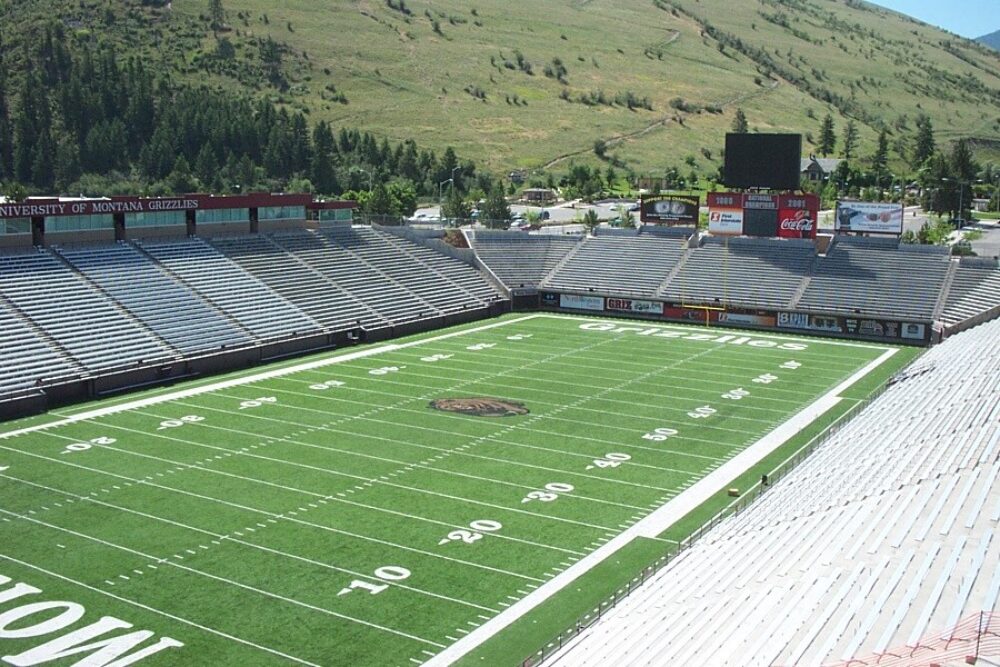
[[871, 1, 998, 39]]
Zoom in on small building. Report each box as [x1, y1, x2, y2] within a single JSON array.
[[972, 198, 990, 213], [800, 156, 843, 182], [522, 188, 557, 204]]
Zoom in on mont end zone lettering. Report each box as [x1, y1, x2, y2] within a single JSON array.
[[0, 573, 182, 666], [579, 322, 808, 350]]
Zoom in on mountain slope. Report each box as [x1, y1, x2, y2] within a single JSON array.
[[978, 30, 1000, 51], [2, 0, 999, 175]]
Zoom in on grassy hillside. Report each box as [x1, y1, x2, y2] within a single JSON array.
[[3, 0, 999, 176]]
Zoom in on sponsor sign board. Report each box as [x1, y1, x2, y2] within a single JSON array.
[[560, 294, 605, 311], [835, 201, 904, 235], [777, 312, 844, 333], [777, 194, 819, 240], [541, 292, 560, 306], [845, 318, 899, 339], [901, 323, 926, 340], [707, 193, 744, 236], [717, 311, 777, 327], [640, 194, 699, 224], [605, 298, 663, 314]]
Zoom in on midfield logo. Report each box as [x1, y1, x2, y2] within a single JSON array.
[[429, 398, 529, 417]]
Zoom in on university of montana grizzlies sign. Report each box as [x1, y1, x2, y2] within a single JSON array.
[[429, 398, 529, 417]]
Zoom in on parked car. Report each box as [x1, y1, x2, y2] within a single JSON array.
[[509, 220, 530, 231]]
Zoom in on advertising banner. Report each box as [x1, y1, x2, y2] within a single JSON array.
[[707, 193, 744, 236], [835, 202, 904, 235], [900, 323, 927, 340], [541, 292, 560, 307], [718, 312, 777, 327], [663, 307, 721, 323], [777, 194, 819, 240], [640, 194, 700, 224], [605, 298, 663, 314], [844, 318, 899, 339], [560, 294, 605, 311], [777, 312, 844, 333]]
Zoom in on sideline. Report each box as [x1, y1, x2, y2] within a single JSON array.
[[0, 314, 540, 441], [423, 346, 898, 666]]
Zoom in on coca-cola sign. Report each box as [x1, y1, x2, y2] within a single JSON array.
[[777, 194, 818, 239]]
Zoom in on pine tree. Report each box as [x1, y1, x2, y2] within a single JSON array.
[[366, 182, 393, 215], [912, 115, 935, 167], [842, 120, 858, 160], [871, 128, 889, 183], [732, 108, 749, 134], [31, 128, 56, 190], [440, 184, 470, 221], [0, 71, 10, 181], [209, 0, 226, 31], [310, 121, 339, 195], [480, 183, 511, 228], [168, 155, 196, 194], [818, 114, 836, 157], [195, 144, 218, 187]]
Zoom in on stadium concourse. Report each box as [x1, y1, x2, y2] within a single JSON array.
[[547, 316, 1000, 667]]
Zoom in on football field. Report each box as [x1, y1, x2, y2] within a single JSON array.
[[0, 313, 902, 666]]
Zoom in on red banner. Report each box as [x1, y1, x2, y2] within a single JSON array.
[[777, 194, 819, 239]]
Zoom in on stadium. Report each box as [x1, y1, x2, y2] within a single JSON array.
[[0, 164, 997, 667]]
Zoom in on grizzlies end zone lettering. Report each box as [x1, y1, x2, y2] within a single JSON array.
[[579, 322, 808, 350], [0, 573, 182, 666]]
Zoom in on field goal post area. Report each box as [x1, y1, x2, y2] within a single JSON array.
[[679, 303, 726, 326]]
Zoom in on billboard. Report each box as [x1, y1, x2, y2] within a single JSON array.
[[779, 312, 930, 341], [640, 194, 699, 224], [777, 312, 844, 333], [707, 193, 744, 235], [724, 133, 802, 190], [560, 294, 605, 311], [777, 194, 819, 240], [835, 202, 904, 235], [605, 298, 662, 314]]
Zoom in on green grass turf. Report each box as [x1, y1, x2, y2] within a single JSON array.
[[0, 313, 909, 666]]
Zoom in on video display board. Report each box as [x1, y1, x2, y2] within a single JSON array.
[[724, 134, 802, 190]]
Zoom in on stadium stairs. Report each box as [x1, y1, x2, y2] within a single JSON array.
[[547, 316, 1000, 667], [0, 224, 507, 419]]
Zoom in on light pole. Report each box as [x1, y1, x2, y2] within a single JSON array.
[[438, 178, 453, 207]]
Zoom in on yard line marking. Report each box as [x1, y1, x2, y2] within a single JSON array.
[[90, 417, 659, 509], [0, 314, 542, 441], [424, 345, 899, 666], [2, 509, 448, 648], [238, 384, 724, 467], [0, 440, 617, 537], [2, 445, 547, 583], [4, 475, 501, 613]]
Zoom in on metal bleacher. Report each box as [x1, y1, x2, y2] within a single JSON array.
[[659, 237, 816, 310], [137, 237, 322, 341], [0, 249, 176, 373], [941, 258, 1000, 328], [0, 298, 81, 397], [206, 232, 388, 332], [797, 237, 951, 321], [58, 243, 255, 355], [550, 317, 1000, 667], [541, 233, 688, 297], [470, 232, 582, 290]]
